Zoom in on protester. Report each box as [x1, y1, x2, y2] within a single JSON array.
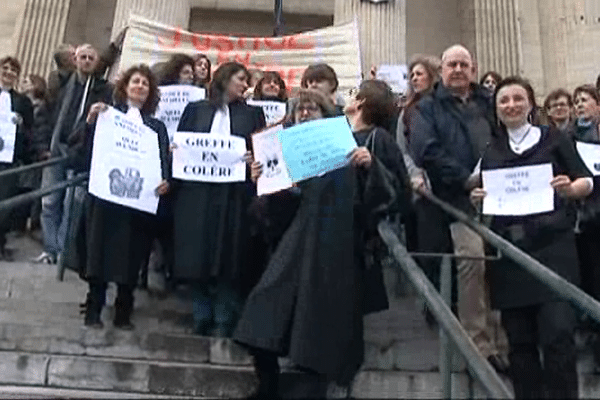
[[16, 74, 52, 232], [409, 44, 507, 372], [480, 71, 502, 95], [235, 86, 402, 398], [571, 85, 600, 367], [35, 44, 112, 265], [252, 71, 287, 102], [192, 54, 211, 88], [75, 64, 171, 329], [471, 76, 592, 399], [0, 57, 33, 259], [158, 54, 195, 86], [300, 63, 344, 115], [47, 44, 76, 104], [172, 62, 266, 337], [544, 89, 574, 135]]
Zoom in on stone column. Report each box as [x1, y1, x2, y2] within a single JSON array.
[[472, 0, 521, 79], [334, 0, 406, 74], [12, 0, 72, 79], [111, 0, 191, 40]]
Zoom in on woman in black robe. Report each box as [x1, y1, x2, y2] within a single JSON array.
[[172, 62, 266, 337], [471, 77, 593, 399], [79, 65, 171, 329], [235, 85, 407, 398]]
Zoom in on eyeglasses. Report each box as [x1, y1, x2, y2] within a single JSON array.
[[296, 104, 320, 113], [549, 102, 569, 109]]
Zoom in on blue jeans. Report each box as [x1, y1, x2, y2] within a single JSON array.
[[192, 281, 241, 326], [40, 163, 71, 256]]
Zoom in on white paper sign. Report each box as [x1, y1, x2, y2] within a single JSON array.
[[482, 163, 554, 216], [252, 125, 293, 195], [0, 113, 16, 163], [376, 65, 409, 94], [172, 132, 247, 183], [88, 107, 163, 214], [156, 85, 206, 141], [246, 100, 287, 125], [576, 141, 600, 176]]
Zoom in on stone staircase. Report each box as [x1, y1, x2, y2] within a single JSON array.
[[0, 233, 598, 398]]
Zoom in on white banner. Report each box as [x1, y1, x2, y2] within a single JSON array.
[[246, 100, 287, 126], [172, 132, 247, 183], [482, 163, 554, 216], [376, 65, 409, 94], [0, 113, 16, 163], [156, 85, 206, 141], [576, 141, 600, 176], [252, 125, 293, 195], [88, 107, 163, 214]]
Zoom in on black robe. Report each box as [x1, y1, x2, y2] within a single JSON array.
[[482, 126, 591, 309], [171, 100, 265, 289], [66, 105, 171, 285], [234, 143, 399, 384]]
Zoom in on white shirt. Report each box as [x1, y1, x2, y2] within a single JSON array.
[[210, 105, 231, 136], [0, 89, 11, 115], [507, 123, 541, 155], [125, 102, 143, 124]]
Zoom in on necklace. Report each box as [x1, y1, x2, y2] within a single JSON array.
[[508, 125, 532, 152]]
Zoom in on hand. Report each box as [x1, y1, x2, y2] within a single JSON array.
[[349, 147, 373, 169], [411, 174, 427, 194], [470, 188, 487, 207], [155, 180, 170, 196], [242, 151, 253, 165], [86, 102, 108, 124], [169, 143, 179, 154], [369, 65, 378, 79], [251, 161, 263, 183], [11, 112, 23, 126], [464, 172, 481, 191], [38, 151, 51, 161], [551, 174, 573, 198]]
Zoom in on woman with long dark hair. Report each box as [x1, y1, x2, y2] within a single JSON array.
[[192, 54, 211, 88], [172, 62, 266, 337], [471, 76, 592, 398], [79, 64, 171, 329], [159, 54, 195, 86]]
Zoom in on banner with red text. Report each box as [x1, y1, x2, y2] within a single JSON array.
[[119, 14, 362, 95]]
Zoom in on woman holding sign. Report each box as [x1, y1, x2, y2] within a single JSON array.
[[76, 64, 171, 329], [470, 77, 593, 399], [172, 62, 266, 338], [235, 87, 402, 398]]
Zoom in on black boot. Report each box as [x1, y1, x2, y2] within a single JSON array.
[[113, 285, 134, 330], [248, 349, 280, 399], [83, 283, 105, 328]]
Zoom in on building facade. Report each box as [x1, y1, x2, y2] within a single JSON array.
[[2, 0, 600, 97]]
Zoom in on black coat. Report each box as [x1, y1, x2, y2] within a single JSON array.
[[66, 105, 171, 285], [572, 121, 600, 229], [171, 100, 265, 288], [235, 150, 397, 384], [409, 83, 495, 213], [482, 126, 591, 309]]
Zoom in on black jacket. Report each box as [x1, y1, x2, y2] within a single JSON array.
[[409, 82, 495, 213], [6, 89, 34, 165]]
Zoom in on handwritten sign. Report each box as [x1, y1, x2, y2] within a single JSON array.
[[156, 85, 206, 141], [482, 163, 554, 216], [88, 107, 162, 214], [252, 125, 293, 195], [277, 116, 357, 182], [576, 141, 600, 176], [376, 65, 409, 94], [0, 113, 16, 163], [172, 132, 247, 183], [246, 100, 287, 125], [119, 15, 362, 96]]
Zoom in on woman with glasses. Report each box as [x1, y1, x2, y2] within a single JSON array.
[[543, 89, 574, 135]]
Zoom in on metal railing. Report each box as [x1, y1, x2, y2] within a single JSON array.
[[0, 156, 68, 180]]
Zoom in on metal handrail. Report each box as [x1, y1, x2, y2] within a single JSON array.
[[418, 189, 600, 324], [0, 156, 69, 179], [0, 173, 88, 212], [379, 221, 513, 399]]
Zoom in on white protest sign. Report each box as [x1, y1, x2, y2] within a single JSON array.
[[88, 107, 163, 214], [376, 65, 409, 94], [0, 113, 16, 163], [156, 85, 206, 141], [172, 132, 247, 183], [576, 141, 600, 176], [482, 163, 554, 216], [252, 125, 293, 195], [246, 100, 287, 126]]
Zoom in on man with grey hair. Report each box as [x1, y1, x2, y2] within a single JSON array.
[[409, 44, 507, 372], [34, 44, 111, 264]]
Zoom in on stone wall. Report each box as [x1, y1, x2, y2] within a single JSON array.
[[0, 0, 27, 58]]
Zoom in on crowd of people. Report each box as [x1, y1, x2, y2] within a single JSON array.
[[0, 38, 598, 399]]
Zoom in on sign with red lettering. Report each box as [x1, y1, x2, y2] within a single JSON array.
[[119, 15, 361, 95]]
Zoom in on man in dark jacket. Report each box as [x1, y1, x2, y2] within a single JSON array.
[[35, 44, 112, 264], [409, 44, 507, 372]]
